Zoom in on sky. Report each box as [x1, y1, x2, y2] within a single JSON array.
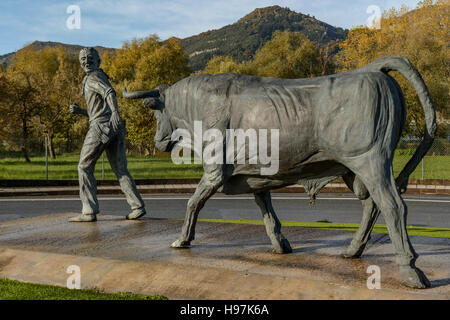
[[0, 0, 422, 55]]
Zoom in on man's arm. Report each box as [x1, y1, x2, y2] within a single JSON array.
[[69, 104, 88, 117]]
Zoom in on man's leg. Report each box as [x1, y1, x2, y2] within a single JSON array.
[[106, 129, 145, 219], [69, 127, 105, 222]]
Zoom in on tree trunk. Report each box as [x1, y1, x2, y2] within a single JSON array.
[[22, 118, 30, 162], [21, 147, 30, 163], [47, 132, 56, 159]]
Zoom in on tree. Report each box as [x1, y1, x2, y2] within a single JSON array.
[[201, 30, 333, 78], [2, 46, 41, 161], [0, 71, 11, 152], [0, 45, 84, 160], [335, 0, 449, 137], [31, 46, 84, 158], [201, 56, 243, 74], [102, 35, 190, 155], [245, 30, 325, 78], [0, 68, 7, 99]]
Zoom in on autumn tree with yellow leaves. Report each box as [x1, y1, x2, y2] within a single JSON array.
[[0, 36, 190, 159], [336, 0, 449, 137], [0, 46, 84, 160], [102, 35, 190, 155], [1, 1, 447, 160], [201, 30, 333, 78]]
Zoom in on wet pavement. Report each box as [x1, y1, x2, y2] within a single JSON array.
[[0, 213, 448, 299]]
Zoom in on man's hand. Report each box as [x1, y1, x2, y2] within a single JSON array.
[[69, 103, 88, 117], [105, 92, 122, 133], [69, 103, 81, 114], [110, 111, 122, 133]]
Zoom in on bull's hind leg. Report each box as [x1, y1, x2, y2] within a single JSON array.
[[347, 158, 430, 288], [342, 197, 380, 258], [171, 165, 223, 248], [254, 191, 292, 254], [341, 173, 381, 258]]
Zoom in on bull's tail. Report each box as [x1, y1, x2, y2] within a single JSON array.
[[354, 56, 437, 193]]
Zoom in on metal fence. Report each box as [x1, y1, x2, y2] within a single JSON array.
[[0, 136, 152, 179], [394, 138, 449, 180], [0, 137, 449, 181]]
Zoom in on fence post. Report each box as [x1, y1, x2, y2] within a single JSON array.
[[102, 152, 105, 180], [421, 158, 424, 180], [45, 136, 48, 181]]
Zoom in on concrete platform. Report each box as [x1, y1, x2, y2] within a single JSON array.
[[0, 213, 448, 299]]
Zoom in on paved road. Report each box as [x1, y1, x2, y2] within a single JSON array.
[[0, 193, 448, 227]]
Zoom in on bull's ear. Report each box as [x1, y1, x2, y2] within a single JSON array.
[[143, 97, 164, 110]]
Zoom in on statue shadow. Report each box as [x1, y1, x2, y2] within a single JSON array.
[[430, 278, 450, 288], [191, 238, 350, 253], [362, 250, 450, 259], [191, 242, 271, 249], [96, 217, 168, 222], [289, 238, 352, 254]]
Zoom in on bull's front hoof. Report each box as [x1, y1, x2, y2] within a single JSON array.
[[273, 238, 292, 254], [400, 266, 431, 289], [171, 239, 191, 249]]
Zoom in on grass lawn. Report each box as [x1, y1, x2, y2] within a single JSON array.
[[0, 153, 448, 180], [197, 218, 450, 239], [0, 154, 203, 180], [393, 153, 450, 180], [0, 278, 167, 300]]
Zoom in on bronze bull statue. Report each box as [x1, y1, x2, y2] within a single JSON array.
[[123, 56, 436, 288]]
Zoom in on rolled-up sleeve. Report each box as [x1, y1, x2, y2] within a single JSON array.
[[85, 75, 115, 99]]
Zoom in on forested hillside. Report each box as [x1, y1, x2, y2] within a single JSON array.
[[180, 5, 347, 71]]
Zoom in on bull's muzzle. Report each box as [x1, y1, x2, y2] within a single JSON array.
[[144, 97, 164, 110]]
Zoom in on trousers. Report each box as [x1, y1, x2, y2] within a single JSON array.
[[78, 123, 145, 215]]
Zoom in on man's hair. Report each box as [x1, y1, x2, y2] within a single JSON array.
[[79, 47, 101, 65]]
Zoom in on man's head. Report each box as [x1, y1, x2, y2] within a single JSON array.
[[79, 47, 101, 74]]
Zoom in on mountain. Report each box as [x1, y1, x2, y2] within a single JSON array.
[[0, 52, 13, 67], [0, 6, 348, 71], [180, 5, 348, 71], [0, 41, 115, 66]]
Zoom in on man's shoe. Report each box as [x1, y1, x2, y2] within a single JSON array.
[[68, 214, 97, 222], [126, 209, 146, 220]]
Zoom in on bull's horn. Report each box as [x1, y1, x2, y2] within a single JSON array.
[[122, 88, 160, 99]]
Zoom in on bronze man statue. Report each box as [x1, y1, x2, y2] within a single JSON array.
[[69, 47, 146, 222]]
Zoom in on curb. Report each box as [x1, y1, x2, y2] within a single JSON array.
[[0, 179, 201, 188], [0, 183, 448, 197], [0, 178, 448, 188]]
